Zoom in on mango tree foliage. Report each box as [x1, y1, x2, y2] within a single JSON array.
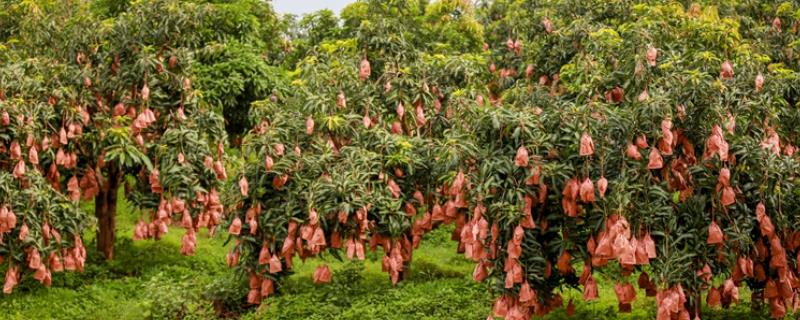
[[279, 9, 344, 67], [4, 0, 800, 319], [0, 0, 226, 293], [229, 1, 800, 319], [187, 0, 287, 141], [0, 172, 90, 293], [193, 41, 289, 140], [90, 0, 288, 141], [469, 1, 800, 319], [223, 0, 487, 302]]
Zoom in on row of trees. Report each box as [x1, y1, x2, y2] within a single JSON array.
[[3, 0, 800, 319]]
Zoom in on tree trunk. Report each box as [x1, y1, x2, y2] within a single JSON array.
[[398, 254, 413, 282], [95, 165, 121, 260], [688, 291, 702, 319], [751, 290, 763, 311], [398, 230, 414, 281]]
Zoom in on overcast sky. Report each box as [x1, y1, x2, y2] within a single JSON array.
[[272, 0, 353, 16]]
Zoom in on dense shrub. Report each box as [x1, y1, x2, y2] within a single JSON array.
[[141, 272, 216, 320]]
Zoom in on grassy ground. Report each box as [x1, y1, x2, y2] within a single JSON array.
[[0, 194, 777, 319]]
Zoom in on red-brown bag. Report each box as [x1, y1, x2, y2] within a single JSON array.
[[515, 146, 529, 167], [647, 147, 663, 169], [579, 133, 594, 156], [707, 221, 723, 244], [313, 265, 332, 284]]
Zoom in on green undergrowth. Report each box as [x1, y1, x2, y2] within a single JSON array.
[[0, 193, 778, 319]]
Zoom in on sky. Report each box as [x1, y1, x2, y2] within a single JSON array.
[[272, 0, 353, 16]]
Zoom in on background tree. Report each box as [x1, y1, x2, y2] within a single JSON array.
[[189, 0, 288, 142], [193, 41, 288, 142]]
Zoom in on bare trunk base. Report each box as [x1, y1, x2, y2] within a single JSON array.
[[95, 175, 119, 260], [689, 292, 702, 319]]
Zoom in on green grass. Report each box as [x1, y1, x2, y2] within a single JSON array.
[[0, 193, 779, 319]]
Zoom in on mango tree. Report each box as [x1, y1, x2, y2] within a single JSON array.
[[222, 0, 486, 303], [0, 0, 226, 291], [470, 1, 800, 319]]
